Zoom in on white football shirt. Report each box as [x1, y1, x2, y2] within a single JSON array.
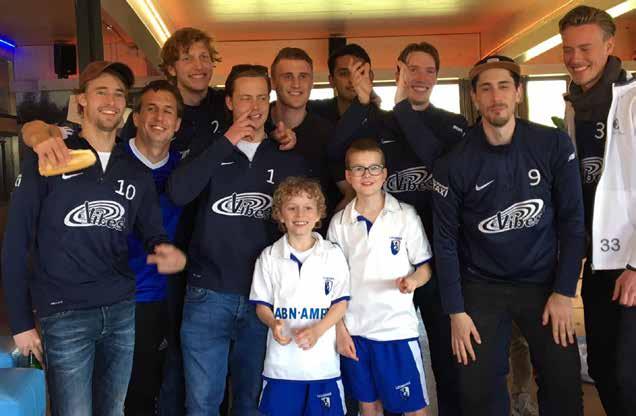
[[250, 232, 350, 381], [327, 193, 432, 341]]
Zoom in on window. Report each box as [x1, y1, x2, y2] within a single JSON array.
[[373, 82, 461, 114], [269, 81, 461, 115], [526, 77, 568, 128], [309, 87, 334, 101], [270, 87, 334, 103]]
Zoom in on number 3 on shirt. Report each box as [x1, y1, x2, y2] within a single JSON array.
[[600, 238, 620, 252], [266, 169, 275, 185], [115, 180, 136, 200]]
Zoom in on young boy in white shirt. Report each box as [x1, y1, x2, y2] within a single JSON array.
[[328, 138, 432, 416], [250, 176, 351, 415]]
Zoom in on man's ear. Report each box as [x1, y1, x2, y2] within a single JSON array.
[[77, 93, 87, 108], [167, 65, 177, 78]]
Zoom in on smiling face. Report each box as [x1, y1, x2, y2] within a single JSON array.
[[168, 40, 214, 96], [272, 58, 313, 109], [133, 89, 182, 149], [277, 192, 321, 238], [471, 68, 522, 128], [345, 150, 387, 198], [561, 23, 614, 92], [77, 72, 127, 133], [225, 76, 270, 135], [400, 51, 438, 107]]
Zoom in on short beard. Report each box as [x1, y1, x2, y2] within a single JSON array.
[[487, 114, 511, 127], [95, 117, 121, 133]]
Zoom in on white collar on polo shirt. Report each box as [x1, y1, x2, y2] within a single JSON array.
[[270, 232, 326, 260], [342, 192, 403, 225]]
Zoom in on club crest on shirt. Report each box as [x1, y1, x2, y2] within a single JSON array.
[[390, 237, 402, 255], [323, 277, 334, 295], [211, 192, 272, 219], [383, 166, 434, 193], [317, 393, 332, 408], [64, 200, 126, 231], [478, 199, 544, 234], [581, 157, 603, 184]]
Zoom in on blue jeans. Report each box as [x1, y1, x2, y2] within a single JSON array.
[[181, 286, 267, 416], [159, 339, 186, 416], [39, 299, 136, 416]]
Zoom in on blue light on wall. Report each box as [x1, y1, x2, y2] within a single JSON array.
[[0, 36, 16, 49]]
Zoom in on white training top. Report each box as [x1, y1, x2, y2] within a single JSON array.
[[250, 232, 350, 381], [97, 151, 111, 172], [236, 140, 260, 161], [327, 193, 432, 341]]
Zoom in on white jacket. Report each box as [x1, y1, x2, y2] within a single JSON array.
[[566, 74, 636, 270]]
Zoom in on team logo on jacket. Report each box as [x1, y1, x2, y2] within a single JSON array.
[[384, 166, 434, 193], [318, 393, 332, 408], [211, 192, 272, 219], [581, 157, 603, 184], [478, 199, 544, 234], [390, 237, 402, 255], [64, 200, 125, 231], [324, 277, 334, 295]]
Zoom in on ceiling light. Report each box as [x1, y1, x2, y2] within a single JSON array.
[[0, 36, 16, 49], [519, 0, 636, 62], [126, 0, 171, 45]]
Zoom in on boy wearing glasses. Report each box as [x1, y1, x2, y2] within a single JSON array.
[[327, 138, 432, 416]]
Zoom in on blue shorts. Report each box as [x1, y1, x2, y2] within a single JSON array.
[[258, 377, 346, 416], [341, 337, 429, 413]]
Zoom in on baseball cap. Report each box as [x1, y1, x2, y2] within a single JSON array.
[[78, 61, 134, 92], [469, 55, 521, 81]]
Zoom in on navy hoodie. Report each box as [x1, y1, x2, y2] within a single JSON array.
[[167, 134, 307, 296], [327, 98, 467, 239], [2, 134, 169, 335], [433, 119, 586, 314]]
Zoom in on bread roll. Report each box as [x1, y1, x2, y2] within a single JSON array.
[[39, 149, 97, 177]]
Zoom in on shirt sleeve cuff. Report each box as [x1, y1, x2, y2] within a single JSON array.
[[249, 300, 273, 308], [331, 296, 350, 305], [413, 256, 433, 268]]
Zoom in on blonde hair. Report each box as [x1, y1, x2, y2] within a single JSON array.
[[272, 177, 327, 232]]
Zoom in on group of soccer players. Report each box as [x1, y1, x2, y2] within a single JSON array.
[[2, 4, 635, 416]]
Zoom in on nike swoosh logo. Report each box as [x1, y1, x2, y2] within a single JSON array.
[[62, 172, 83, 180], [475, 180, 494, 191], [380, 139, 396, 144], [220, 162, 235, 166]]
